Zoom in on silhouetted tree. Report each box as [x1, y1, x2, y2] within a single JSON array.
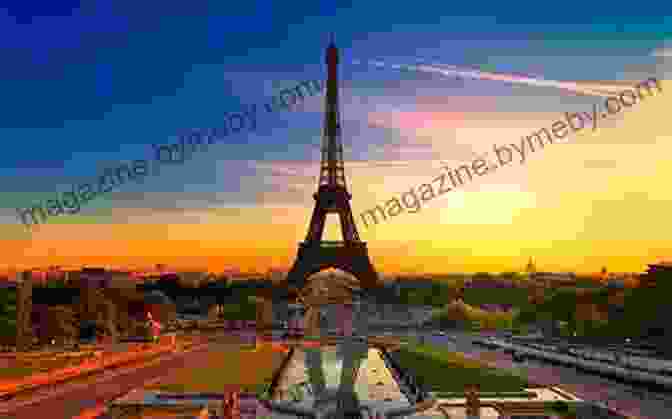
[[40, 305, 77, 345], [0, 287, 17, 344]]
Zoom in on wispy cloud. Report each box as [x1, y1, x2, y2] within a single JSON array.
[[359, 60, 640, 98], [583, 159, 618, 170], [651, 44, 672, 58]]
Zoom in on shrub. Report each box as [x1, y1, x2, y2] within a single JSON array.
[[391, 343, 530, 392]]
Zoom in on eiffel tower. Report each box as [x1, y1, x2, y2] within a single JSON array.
[[286, 39, 379, 292]]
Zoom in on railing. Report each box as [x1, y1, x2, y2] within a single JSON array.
[[300, 241, 367, 248], [320, 241, 346, 247]]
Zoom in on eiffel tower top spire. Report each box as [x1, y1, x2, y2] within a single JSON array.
[[319, 37, 347, 191]]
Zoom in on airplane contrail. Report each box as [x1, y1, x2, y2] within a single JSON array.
[[358, 59, 637, 98]]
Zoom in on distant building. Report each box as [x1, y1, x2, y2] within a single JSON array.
[[523, 257, 575, 284], [525, 257, 537, 276], [255, 296, 275, 332], [178, 272, 208, 288], [78, 269, 107, 324], [267, 269, 285, 282], [63, 268, 134, 290], [108, 272, 135, 289], [79, 267, 109, 288], [642, 261, 672, 288], [532, 272, 575, 288]]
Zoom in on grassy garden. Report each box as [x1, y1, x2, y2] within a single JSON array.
[[390, 342, 530, 393], [0, 365, 38, 380], [462, 286, 530, 308], [428, 300, 516, 331], [0, 352, 96, 381], [145, 342, 287, 395], [0, 341, 179, 389], [218, 296, 257, 320]]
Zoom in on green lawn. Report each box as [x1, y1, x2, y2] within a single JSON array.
[[391, 343, 530, 392], [0, 366, 38, 379], [145, 343, 286, 394], [218, 300, 256, 320], [432, 391, 535, 398], [462, 287, 530, 307]]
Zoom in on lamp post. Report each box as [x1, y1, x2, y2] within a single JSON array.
[[465, 384, 480, 419]]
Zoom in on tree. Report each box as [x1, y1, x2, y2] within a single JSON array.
[[98, 298, 118, 341], [0, 288, 17, 343], [499, 272, 521, 281], [514, 305, 538, 325], [546, 401, 578, 419], [104, 284, 155, 337], [41, 305, 78, 345], [473, 272, 492, 281], [430, 301, 470, 329], [45, 278, 67, 288], [469, 318, 483, 331]]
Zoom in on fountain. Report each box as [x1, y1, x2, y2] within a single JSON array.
[[262, 336, 436, 418]]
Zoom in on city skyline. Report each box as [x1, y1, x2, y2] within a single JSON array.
[[0, 260, 654, 279]]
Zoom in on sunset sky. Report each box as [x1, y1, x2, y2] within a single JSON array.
[[1, 3, 671, 275]]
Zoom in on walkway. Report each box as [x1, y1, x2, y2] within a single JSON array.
[[461, 346, 670, 419], [0, 343, 210, 419]]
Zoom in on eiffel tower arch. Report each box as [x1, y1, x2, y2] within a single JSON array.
[[286, 40, 380, 292]]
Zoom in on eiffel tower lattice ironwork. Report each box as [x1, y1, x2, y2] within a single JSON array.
[[286, 40, 379, 291]]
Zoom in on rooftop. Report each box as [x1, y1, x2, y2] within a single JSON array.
[[648, 261, 672, 268]]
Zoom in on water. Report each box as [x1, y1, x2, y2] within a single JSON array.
[[273, 342, 412, 415]]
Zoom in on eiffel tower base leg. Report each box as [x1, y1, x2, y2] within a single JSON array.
[[286, 242, 379, 291]]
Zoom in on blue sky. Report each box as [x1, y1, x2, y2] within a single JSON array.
[[2, 1, 671, 273]]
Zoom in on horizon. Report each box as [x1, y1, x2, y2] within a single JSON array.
[[0, 266, 650, 279]]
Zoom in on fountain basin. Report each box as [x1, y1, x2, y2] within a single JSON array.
[[264, 339, 435, 418]]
